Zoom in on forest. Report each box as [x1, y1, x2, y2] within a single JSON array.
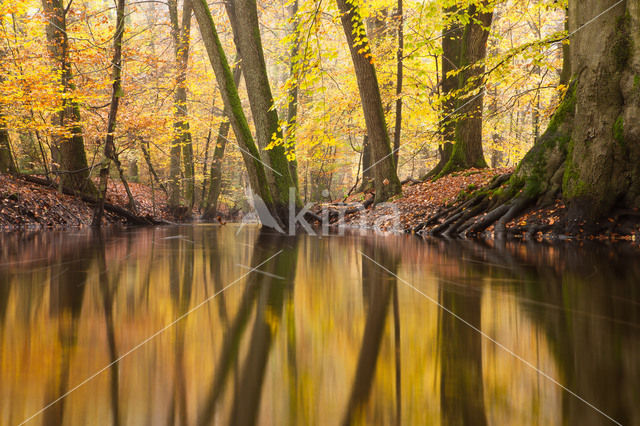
[[3, 1, 640, 424], [0, 0, 638, 237]]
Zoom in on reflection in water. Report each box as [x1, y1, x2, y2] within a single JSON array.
[[437, 248, 487, 426], [342, 241, 398, 426], [1, 227, 640, 425]]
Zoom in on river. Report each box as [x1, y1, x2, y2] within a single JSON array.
[[1, 225, 639, 425]]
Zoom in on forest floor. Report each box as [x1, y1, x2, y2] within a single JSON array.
[[328, 167, 640, 242], [2, 170, 639, 241], [0, 173, 181, 230]]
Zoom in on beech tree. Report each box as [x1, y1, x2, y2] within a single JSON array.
[[431, 0, 640, 235], [0, 46, 16, 173], [336, 0, 402, 202], [430, 0, 494, 177], [202, 57, 242, 220], [168, 0, 195, 210], [224, 0, 300, 215], [192, 0, 287, 228], [40, 0, 95, 194], [93, 0, 135, 226]]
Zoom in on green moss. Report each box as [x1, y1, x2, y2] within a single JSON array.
[[546, 82, 576, 136], [634, 75, 640, 90], [613, 115, 625, 145], [562, 139, 590, 199], [613, 14, 631, 69]]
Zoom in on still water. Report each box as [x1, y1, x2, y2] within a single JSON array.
[[1, 225, 639, 425]]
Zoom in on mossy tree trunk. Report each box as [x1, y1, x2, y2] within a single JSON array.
[[336, 0, 402, 202], [41, 0, 96, 194], [192, 0, 284, 228], [168, 0, 194, 210], [425, 0, 640, 236], [435, 1, 493, 177], [225, 0, 300, 220], [511, 0, 640, 221], [202, 57, 242, 220]]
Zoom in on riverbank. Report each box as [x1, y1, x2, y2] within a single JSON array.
[[329, 168, 640, 242], [0, 174, 179, 230]]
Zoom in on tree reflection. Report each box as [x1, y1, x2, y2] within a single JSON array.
[[437, 268, 487, 426], [96, 231, 123, 426], [198, 230, 299, 426], [342, 239, 399, 426], [167, 228, 195, 425], [43, 246, 91, 426]]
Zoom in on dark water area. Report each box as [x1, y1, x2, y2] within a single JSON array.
[[1, 225, 639, 425]]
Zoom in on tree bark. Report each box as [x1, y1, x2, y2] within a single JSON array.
[[225, 0, 300, 218], [41, 0, 96, 194], [286, 0, 301, 189], [435, 2, 493, 177], [202, 57, 242, 220], [168, 0, 194, 210], [393, 0, 403, 171], [336, 0, 402, 202], [561, 0, 640, 219], [92, 0, 130, 227], [0, 46, 17, 174], [0, 113, 17, 174], [192, 0, 283, 227]]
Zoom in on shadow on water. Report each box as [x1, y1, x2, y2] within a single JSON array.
[[1, 227, 640, 425]]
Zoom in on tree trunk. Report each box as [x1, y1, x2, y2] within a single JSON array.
[[0, 46, 17, 174], [435, 2, 493, 177], [393, 0, 403, 171], [286, 0, 301, 190], [168, 0, 194, 210], [192, 0, 283, 228], [510, 0, 640, 218], [140, 138, 168, 196], [336, 0, 402, 202], [426, 0, 640, 235], [92, 0, 129, 227], [562, 0, 640, 219], [202, 57, 242, 220], [358, 135, 374, 191], [0, 113, 17, 174], [41, 0, 96, 194], [225, 0, 300, 219]]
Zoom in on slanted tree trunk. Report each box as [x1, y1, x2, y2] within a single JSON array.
[[202, 57, 242, 220], [168, 0, 194, 210], [433, 1, 493, 177], [41, 0, 96, 194], [192, 0, 284, 228], [225, 0, 300, 219], [336, 0, 402, 202]]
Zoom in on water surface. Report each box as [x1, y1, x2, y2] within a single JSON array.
[[1, 225, 639, 425]]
